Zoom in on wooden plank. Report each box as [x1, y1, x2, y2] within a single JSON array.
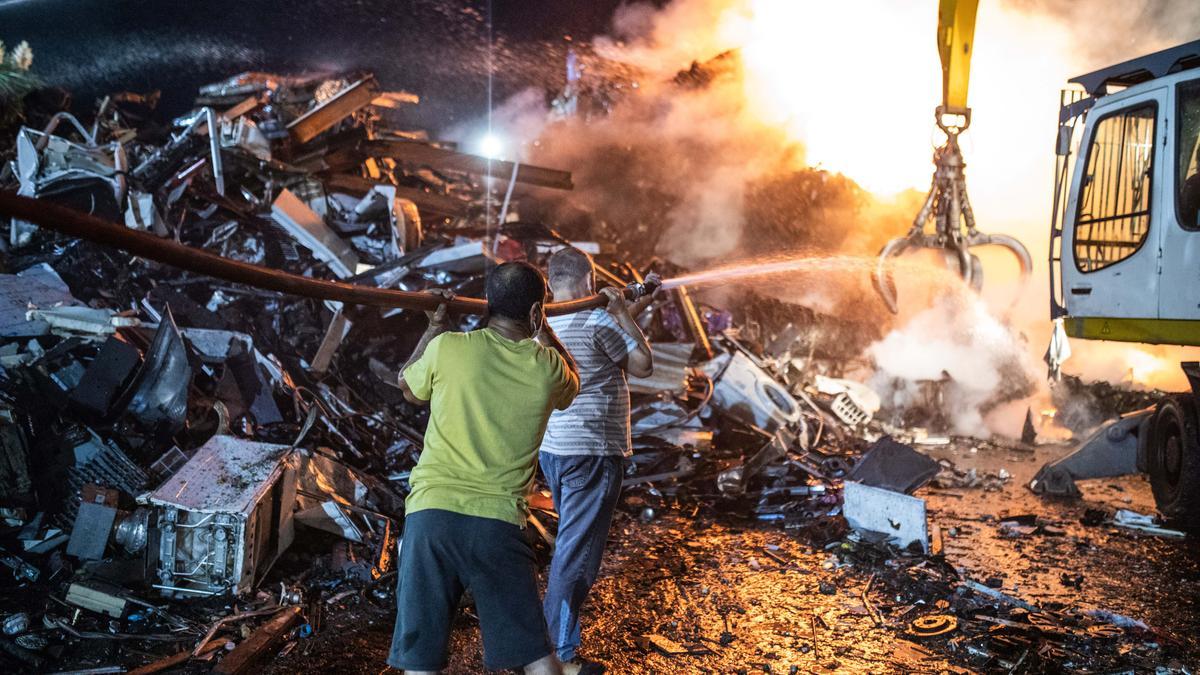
[[288, 78, 380, 145], [220, 95, 261, 122], [371, 91, 420, 108], [365, 139, 574, 191], [213, 606, 303, 675], [127, 638, 227, 675]]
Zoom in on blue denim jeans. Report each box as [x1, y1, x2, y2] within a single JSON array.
[[539, 453, 624, 662]]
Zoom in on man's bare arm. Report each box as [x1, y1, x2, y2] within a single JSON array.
[[599, 287, 653, 378], [397, 289, 453, 405]]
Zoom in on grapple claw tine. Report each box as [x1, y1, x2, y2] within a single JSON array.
[[873, 237, 910, 314], [988, 233, 1034, 284]]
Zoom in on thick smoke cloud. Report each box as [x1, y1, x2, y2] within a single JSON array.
[[462, 0, 1200, 437]]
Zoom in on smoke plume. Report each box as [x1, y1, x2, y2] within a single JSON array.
[[463, 0, 1200, 436]]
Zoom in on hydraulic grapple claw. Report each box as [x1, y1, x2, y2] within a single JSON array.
[[871, 111, 1032, 314]]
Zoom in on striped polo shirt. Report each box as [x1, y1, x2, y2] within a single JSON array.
[[540, 308, 639, 457]]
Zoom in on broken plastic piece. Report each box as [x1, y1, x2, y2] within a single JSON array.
[[847, 436, 941, 494], [66, 501, 118, 560], [64, 580, 130, 618], [1112, 509, 1186, 538]]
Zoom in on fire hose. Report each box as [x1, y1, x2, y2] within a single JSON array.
[[0, 192, 657, 315]]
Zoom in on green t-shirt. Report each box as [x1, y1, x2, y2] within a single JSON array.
[[402, 327, 579, 526]]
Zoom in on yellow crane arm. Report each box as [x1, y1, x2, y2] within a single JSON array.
[[938, 0, 978, 115]]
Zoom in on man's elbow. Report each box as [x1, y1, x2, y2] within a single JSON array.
[[397, 379, 427, 406]]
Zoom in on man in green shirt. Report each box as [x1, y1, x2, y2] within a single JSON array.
[[388, 262, 580, 675]]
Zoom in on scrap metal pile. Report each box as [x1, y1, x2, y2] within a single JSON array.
[[0, 69, 898, 672]]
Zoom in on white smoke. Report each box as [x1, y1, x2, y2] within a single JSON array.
[[867, 292, 1041, 438], [454, 0, 1200, 418]]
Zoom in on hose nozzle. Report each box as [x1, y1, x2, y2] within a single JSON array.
[[626, 276, 661, 300]]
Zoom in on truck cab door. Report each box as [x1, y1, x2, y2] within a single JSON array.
[[1157, 78, 1200, 327], [1061, 88, 1163, 327]]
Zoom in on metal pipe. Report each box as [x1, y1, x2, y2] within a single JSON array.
[[204, 108, 225, 197], [0, 192, 610, 316], [35, 112, 96, 150]]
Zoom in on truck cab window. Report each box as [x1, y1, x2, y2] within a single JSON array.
[[1177, 80, 1200, 230], [1074, 103, 1156, 272]]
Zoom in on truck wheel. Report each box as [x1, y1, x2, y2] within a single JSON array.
[[1148, 396, 1200, 530]]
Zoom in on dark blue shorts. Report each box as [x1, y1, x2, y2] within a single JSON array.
[[387, 509, 551, 671]]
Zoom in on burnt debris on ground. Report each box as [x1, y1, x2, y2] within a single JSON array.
[[0, 70, 1195, 674]]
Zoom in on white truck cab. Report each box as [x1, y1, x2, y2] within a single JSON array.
[[1052, 40, 1200, 343], [1043, 40, 1200, 529]]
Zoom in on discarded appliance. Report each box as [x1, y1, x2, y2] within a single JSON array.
[[704, 350, 803, 432], [10, 117, 127, 247], [271, 189, 360, 278], [143, 435, 298, 597]]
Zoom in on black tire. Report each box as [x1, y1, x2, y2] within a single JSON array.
[[1148, 395, 1200, 530]]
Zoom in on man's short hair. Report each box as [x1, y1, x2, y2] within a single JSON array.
[[548, 247, 594, 289], [486, 261, 547, 320]]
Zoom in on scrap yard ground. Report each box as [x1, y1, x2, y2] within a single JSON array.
[[271, 442, 1200, 674]]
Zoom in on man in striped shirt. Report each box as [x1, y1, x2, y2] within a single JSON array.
[[540, 247, 656, 673]]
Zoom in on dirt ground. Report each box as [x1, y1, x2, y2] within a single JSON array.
[[269, 441, 1200, 674]]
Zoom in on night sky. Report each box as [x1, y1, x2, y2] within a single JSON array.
[[0, 0, 649, 130]]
